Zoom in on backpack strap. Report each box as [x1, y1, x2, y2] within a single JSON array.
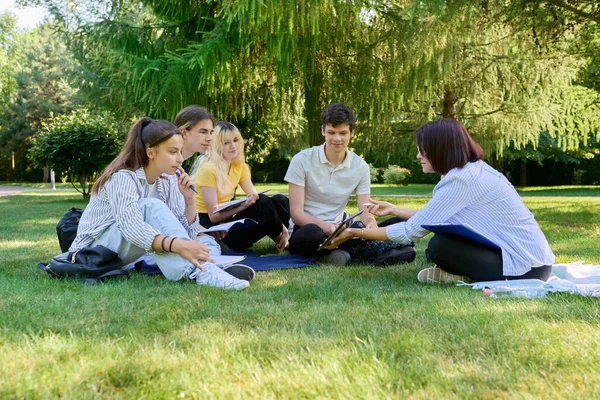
[[79, 269, 130, 284], [38, 262, 61, 278]]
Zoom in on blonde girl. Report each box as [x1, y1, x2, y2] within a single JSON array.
[[194, 121, 290, 252]]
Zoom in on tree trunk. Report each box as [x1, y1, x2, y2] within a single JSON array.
[[519, 159, 527, 187], [304, 56, 325, 147], [42, 167, 49, 182], [442, 87, 458, 118], [80, 175, 90, 201]]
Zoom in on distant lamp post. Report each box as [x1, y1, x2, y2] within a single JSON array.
[[50, 169, 56, 190]]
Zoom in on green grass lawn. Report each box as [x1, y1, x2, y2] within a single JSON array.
[[1, 187, 600, 398], [253, 182, 600, 197]]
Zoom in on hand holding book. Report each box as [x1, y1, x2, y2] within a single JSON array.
[[323, 228, 355, 250], [212, 190, 270, 214], [318, 210, 363, 251]]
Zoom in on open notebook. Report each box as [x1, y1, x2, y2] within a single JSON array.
[[211, 255, 246, 267], [422, 223, 501, 251], [198, 218, 257, 234], [212, 190, 271, 214]]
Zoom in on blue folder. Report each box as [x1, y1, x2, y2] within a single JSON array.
[[422, 223, 501, 251]]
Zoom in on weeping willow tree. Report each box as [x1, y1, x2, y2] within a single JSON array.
[[28, 0, 363, 152], [28, 0, 600, 161], [348, 1, 600, 164]]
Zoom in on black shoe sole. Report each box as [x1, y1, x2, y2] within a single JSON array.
[[223, 264, 255, 281]]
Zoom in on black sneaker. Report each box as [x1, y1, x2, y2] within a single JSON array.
[[325, 249, 351, 266], [223, 264, 256, 281]]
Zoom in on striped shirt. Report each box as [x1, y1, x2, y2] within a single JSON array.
[[386, 161, 555, 276], [70, 168, 199, 252]]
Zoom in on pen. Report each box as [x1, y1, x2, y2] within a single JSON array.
[[175, 170, 198, 194]]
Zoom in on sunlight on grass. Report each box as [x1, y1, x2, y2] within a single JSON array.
[[257, 274, 289, 288], [2, 190, 600, 398], [0, 239, 56, 250], [18, 191, 81, 197], [19, 218, 61, 226], [518, 185, 600, 192]]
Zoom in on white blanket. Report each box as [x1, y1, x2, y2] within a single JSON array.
[[458, 262, 600, 297]]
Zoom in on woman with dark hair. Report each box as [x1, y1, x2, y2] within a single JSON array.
[[69, 117, 250, 290], [326, 118, 554, 283]]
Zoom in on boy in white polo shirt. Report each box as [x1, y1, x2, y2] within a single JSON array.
[[285, 103, 399, 264]]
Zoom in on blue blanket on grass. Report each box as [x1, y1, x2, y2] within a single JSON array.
[[138, 251, 315, 275]]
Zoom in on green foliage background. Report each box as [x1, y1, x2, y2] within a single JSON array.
[[28, 108, 124, 199], [0, 1, 599, 184]]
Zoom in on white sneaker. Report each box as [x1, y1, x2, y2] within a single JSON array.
[[417, 266, 471, 284], [189, 263, 250, 290]]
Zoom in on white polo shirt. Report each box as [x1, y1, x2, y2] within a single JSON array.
[[285, 144, 371, 223]]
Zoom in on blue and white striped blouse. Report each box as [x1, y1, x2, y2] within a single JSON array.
[[70, 168, 199, 252], [386, 160, 555, 276]]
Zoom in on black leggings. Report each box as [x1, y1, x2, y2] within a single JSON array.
[[199, 194, 289, 251], [427, 234, 552, 282]]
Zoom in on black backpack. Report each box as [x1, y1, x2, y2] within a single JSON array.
[[38, 245, 128, 284], [56, 208, 83, 252], [340, 221, 417, 267]]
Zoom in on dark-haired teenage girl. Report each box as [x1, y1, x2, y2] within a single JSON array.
[[69, 117, 249, 289]]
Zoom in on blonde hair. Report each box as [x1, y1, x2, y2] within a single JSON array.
[[194, 121, 247, 195]]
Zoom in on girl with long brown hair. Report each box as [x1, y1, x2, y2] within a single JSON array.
[[69, 117, 250, 289]]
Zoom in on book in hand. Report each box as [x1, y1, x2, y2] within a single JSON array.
[[421, 223, 500, 250], [317, 210, 364, 251], [212, 190, 271, 214], [198, 218, 258, 234]]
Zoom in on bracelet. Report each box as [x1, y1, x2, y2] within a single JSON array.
[[161, 236, 169, 252], [360, 228, 365, 241], [169, 237, 177, 253]]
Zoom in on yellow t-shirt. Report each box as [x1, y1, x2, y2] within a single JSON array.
[[195, 161, 251, 213]]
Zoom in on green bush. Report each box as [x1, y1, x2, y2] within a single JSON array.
[[382, 165, 411, 186], [368, 163, 380, 183], [28, 108, 124, 200]]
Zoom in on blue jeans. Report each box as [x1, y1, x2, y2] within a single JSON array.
[[92, 198, 221, 281]]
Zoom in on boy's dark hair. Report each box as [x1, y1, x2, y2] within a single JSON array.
[[174, 105, 216, 130], [320, 103, 356, 132], [416, 118, 484, 175]]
